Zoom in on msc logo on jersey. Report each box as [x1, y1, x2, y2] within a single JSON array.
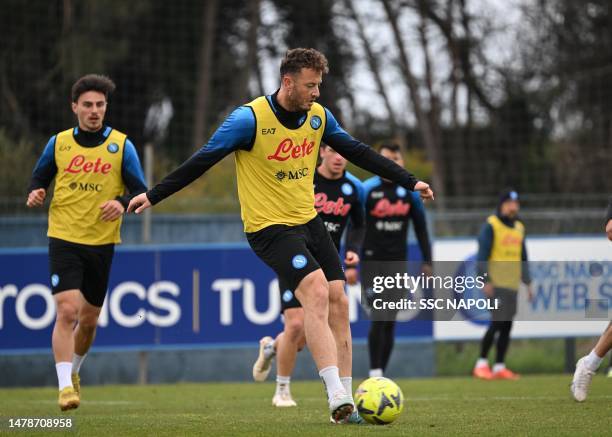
[[69, 182, 103, 192], [292, 254, 307, 269], [282, 290, 294, 303], [107, 143, 119, 153], [274, 168, 309, 181], [341, 183, 353, 196], [310, 115, 322, 130]]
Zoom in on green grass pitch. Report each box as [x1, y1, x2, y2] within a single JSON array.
[[0, 375, 610, 436]]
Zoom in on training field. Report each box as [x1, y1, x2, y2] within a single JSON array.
[[1, 375, 610, 436]]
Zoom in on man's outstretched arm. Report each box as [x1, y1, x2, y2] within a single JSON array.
[[322, 108, 433, 200]]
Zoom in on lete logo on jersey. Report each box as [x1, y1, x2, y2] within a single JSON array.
[[267, 138, 316, 161]]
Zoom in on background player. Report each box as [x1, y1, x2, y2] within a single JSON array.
[[570, 196, 612, 400], [127, 48, 433, 423], [362, 144, 432, 377], [252, 144, 365, 412], [473, 190, 532, 380], [26, 74, 147, 411], [361, 143, 433, 377]]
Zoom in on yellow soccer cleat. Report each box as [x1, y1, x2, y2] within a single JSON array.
[[58, 386, 80, 411], [71, 373, 81, 396]]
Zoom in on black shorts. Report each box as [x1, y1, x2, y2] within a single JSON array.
[[490, 287, 518, 322], [49, 237, 115, 307], [247, 216, 344, 312]]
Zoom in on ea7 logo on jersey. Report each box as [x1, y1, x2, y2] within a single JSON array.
[[261, 128, 276, 135]]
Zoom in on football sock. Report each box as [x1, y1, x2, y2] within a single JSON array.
[[369, 368, 383, 377], [492, 363, 506, 373], [319, 366, 345, 400], [584, 350, 603, 371], [275, 375, 291, 395], [72, 353, 86, 375], [475, 358, 489, 368], [340, 377, 353, 400], [56, 362, 73, 390]]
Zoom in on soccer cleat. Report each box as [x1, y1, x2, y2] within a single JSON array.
[[330, 410, 366, 425], [329, 392, 354, 423], [492, 368, 520, 380], [272, 392, 297, 407], [58, 386, 80, 411], [252, 336, 275, 382], [473, 364, 493, 380], [71, 373, 81, 396], [571, 357, 595, 402]]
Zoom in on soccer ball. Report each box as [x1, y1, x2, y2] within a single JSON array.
[[354, 377, 404, 425]]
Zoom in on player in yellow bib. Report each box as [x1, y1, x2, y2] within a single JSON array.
[[472, 190, 533, 380], [128, 48, 434, 423], [27, 75, 146, 411]]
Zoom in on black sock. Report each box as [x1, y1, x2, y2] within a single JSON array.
[[495, 321, 513, 364]]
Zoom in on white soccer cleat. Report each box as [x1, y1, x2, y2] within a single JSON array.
[[272, 392, 297, 407], [571, 356, 595, 402], [329, 392, 354, 423], [252, 336, 275, 382]]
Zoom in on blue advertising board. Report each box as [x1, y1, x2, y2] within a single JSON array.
[[0, 243, 432, 352]]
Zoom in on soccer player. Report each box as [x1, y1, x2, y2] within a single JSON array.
[[473, 190, 532, 380], [127, 48, 433, 423], [360, 143, 433, 377], [570, 196, 612, 400], [26, 74, 147, 411], [252, 144, 365, 413]]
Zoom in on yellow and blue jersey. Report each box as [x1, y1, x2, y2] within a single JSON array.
[[477, 214, 531, 290], [146, 91, 420, 233], [29, 126, 146, 245]]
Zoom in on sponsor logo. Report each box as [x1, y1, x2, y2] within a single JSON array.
[[282, 290, 294, 303], [396, 186, 407, 197], [69, 182, 103, 192], [267, 138, 315, 161], [314, 192, 351, 216], [275, 170, 286, 181], [501, 234, 522, 246], [262, 128, 276, 135], [324, 221, 341, 233], [64, 155, 112, 174], [370, 199, 410, 218], [310, 115, 322, 130], [59, 145, 71, 151], [51, 274, 59, 287], [292, 254, 307, 269], [370, 191, 384, 199], [275, 168, 309, 181], [341, 183, 353, 196], [107, 143, 119, 153]]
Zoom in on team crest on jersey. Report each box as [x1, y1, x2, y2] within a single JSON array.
[[292, 254, 307, 269], [107, 143, 119, 153], [282, 290, 294, 302], [396, 186, 407, 198], [51, 274, 59, 287], [341, 183, 353, 196], [310, 115, 322, 130]]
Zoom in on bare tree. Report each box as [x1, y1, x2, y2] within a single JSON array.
[[380, 0, 446, 198], [192, 0, 218, 150], [342, 0, 400, 138]]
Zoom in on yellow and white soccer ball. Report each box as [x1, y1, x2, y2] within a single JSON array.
[[354, 377, 404, 425]]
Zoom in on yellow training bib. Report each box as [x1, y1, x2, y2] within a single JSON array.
[[48, 128, 126, 245], [487, 215, 525, 289], [236, 97, 326, 232]]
